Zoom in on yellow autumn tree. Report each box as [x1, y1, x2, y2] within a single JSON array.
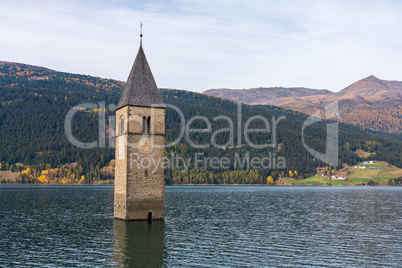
[[38, 175, 48, 184], [21, 168, 33, 178], [266, 176, 274, 185], [289, 170, 294, 177], [79, 175, 85, 184]]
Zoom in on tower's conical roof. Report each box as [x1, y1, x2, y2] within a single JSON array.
[[116, 45, 165, 110]]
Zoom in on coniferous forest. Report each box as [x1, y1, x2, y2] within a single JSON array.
[[0, 63, 401, 184]]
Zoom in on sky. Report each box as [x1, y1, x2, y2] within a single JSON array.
[[1, 0, 402, 92]]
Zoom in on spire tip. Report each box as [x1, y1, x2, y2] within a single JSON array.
[[140, 22, 143, 46]]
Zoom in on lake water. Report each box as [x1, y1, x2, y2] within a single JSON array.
[[0, 185, 401, 267]]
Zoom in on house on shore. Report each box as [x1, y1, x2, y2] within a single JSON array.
[[354, 165, 368, 169], [331, 176, 347, 180], [363, 161, 375, 164]]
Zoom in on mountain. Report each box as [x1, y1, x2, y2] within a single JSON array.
[[204, 76, 402, 133], [0, 61, 401, 184], [204, 87, 332, 105], [340, 75, 402, 104]]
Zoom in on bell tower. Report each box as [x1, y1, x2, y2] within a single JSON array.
[[114, 32, 165, 221]]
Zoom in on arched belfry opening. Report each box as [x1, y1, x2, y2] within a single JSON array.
[[142, 116, 147, 134], [142, 116, 151, 134], [147, 211, 153, 223]]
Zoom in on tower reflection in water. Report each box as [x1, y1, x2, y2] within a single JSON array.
[[112, 220, 165, 267]]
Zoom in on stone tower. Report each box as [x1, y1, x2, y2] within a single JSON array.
[[114, 41, 165, 221]]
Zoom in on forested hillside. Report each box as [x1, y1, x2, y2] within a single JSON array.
[[0, 62, 400, 184]]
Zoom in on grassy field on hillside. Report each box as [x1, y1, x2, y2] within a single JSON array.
[[0, 170, 19, 183], [355, 149, 372, 158], [284, 161, 401, 186]]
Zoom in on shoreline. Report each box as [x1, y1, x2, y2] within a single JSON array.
[[0, 183, 400, 187]]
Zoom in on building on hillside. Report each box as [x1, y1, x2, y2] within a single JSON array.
[[356, 165, 368, 169], [362, 161, 374, 164], [331, 176, 347, 180]]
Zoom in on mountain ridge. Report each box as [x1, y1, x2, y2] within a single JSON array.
[[1, 61, 401, 133], [204, 87, 332, 105], [204, 75, 402, 133]]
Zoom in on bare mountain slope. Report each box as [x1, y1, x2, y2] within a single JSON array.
[[266, 76, 402, 108], [204, 76, 402, 133], [204, 87, 332, 105]]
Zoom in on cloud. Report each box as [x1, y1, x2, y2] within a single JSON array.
[[1, 0, 401, 92]]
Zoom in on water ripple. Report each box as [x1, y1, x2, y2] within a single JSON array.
[[0, 185, 401, 267]]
